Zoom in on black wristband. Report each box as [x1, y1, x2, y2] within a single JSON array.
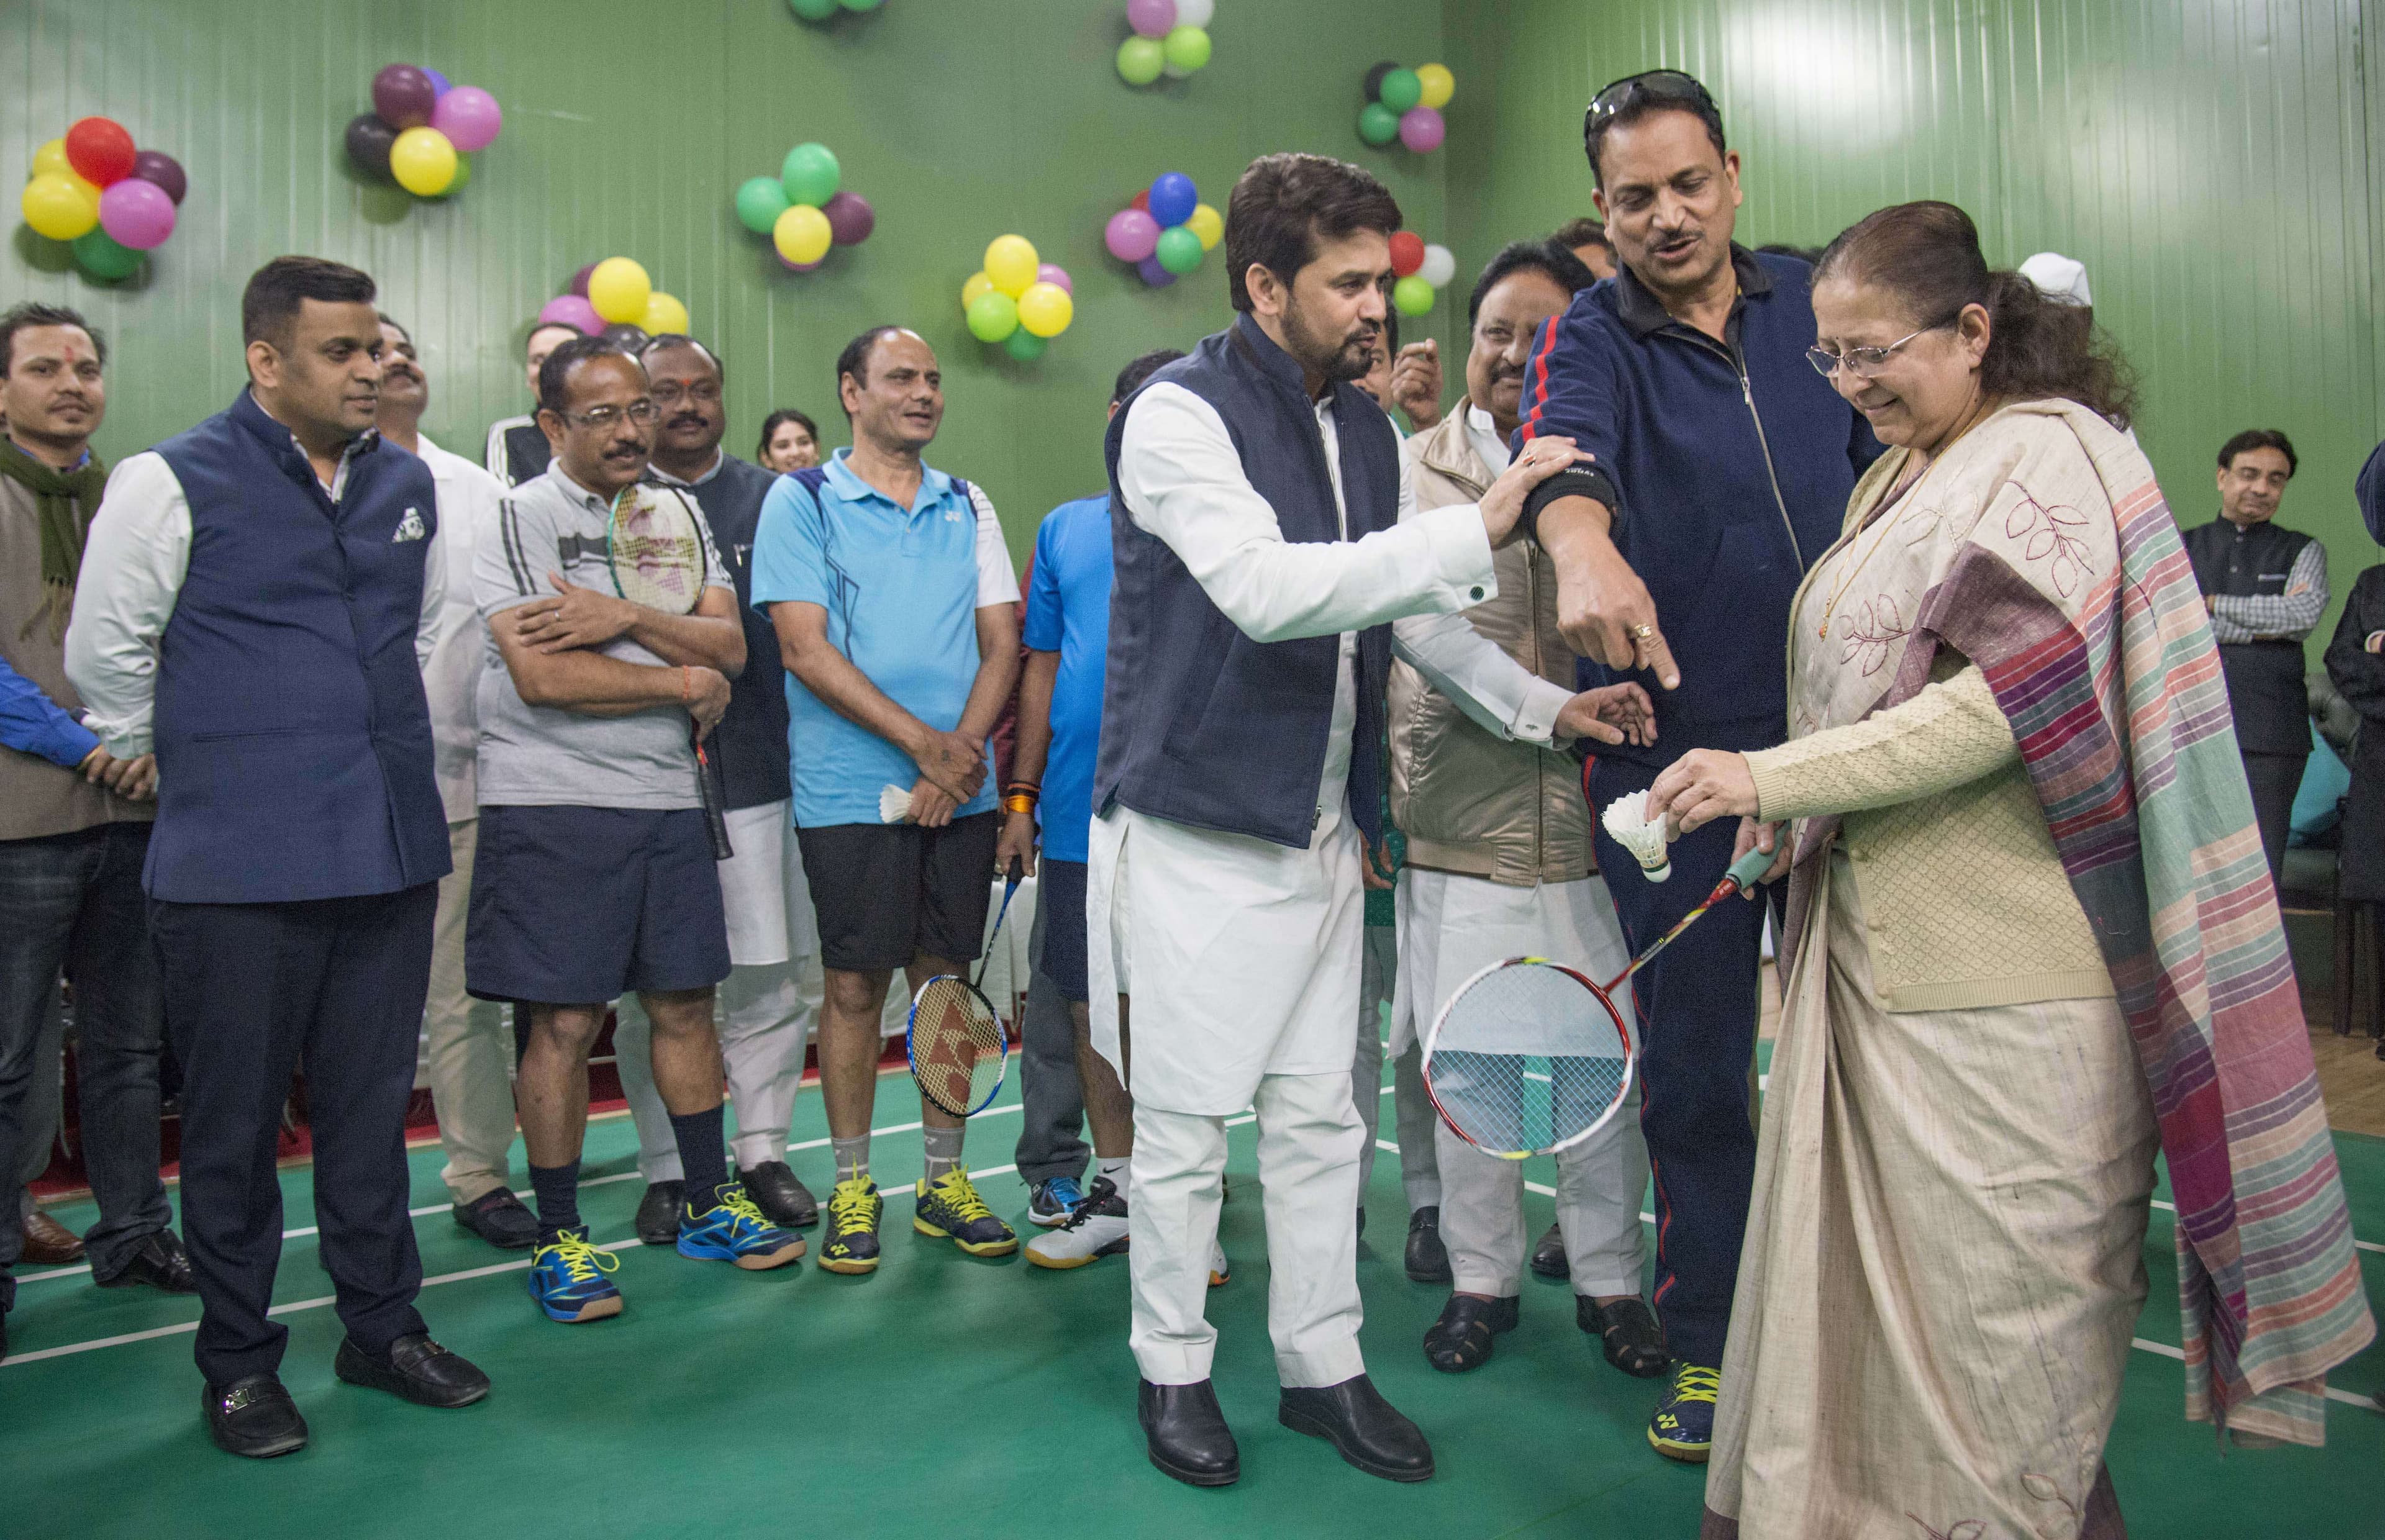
[[1518, 466, 1622, 546]]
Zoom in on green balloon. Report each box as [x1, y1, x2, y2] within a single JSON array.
[[435, 152, 472, 198], [966, 291, 1020, 343], [71, 229, 142, 282], [1358, 102, 1401, 147], [1004, 327, 1048, 363], [1392, 274, 1436, 317], [787, 0, 838, 16], [1155, 225, 1204, 276], [1379, 67, 1423, 113], [780, 142, 842, 207], [736, 176, 792, 235], [841, 0, 884, 8], [1163, 25, 1212, 73], [1117, 36, 1165, 86]]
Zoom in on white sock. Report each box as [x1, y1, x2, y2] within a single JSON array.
[[1097, 1155, 1129, 1187]]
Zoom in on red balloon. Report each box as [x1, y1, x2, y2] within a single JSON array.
[[1130, 189, 1150, 212], [65, 117, 137, 187], [1388, 232, 1426, 278]]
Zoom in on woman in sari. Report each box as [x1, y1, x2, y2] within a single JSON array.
[[1647, 201, 2372, 1539]]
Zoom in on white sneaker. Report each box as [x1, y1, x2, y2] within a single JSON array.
[[1208, 1239, 1231, 1288], [1025, 1177, 1130, 1269]]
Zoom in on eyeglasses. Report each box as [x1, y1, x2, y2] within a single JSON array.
[[1806, 322, 1952, 379], [1583, 70, 1719, 139], [552, 400, 658, 430]]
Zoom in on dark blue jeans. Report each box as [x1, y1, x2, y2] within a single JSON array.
[[1011, 894, 1089, 1187], [0, 822, 173, 1315]]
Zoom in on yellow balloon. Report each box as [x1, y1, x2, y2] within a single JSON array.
[[961, 271, 997, 310], [21, 174, 98, 242], [774, 204, 832, 266], [30, 137, 70, 178], [389, 126, 458, 197], [588, 257, 653, 325], [1017, 282, 1074, 340], [1415, 63, 1456, 110], [983, 234, 1039, 298], [642, 292, 690, 336], [1185, 202, 1224, 251]]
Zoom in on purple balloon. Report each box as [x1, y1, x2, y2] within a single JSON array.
[[430, 86, 503, 153], [1136, 254, 1178, 288], [776, 252, 825, 273], [423, 66, 452, 97], [98, 178, 176, 250], [1036, 262, 1073, 295], [130, 149, 187, 206], [1105, 207, 1161, 263], [1125, 0, 1177, 38], [822, 190, 875, 245], [371, 63, 438, 130], [569, 262, 597, 297], [1399, 105, 1446, 153], [537, 294, 604, 335]]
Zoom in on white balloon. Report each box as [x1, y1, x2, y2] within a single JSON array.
[[1163, 57, 1196, 78], [1175, 0, 1215, 25], [1419, 243, 1457, 289]]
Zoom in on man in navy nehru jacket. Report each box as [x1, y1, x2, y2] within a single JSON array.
[[1514, 73, 1883, 1462], [67, 257, 488, 1459]]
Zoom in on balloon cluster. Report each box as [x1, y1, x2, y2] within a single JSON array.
[[735, 142, 873, 274], [1103, 172, 1220, 289], [535, 258, 689, 349], [960, 237, 1075, 364], [1358, 61, 1455, 154], [787, 0, 885, 17], [1388, 233, 1457, 317], [19, 118, 186, 281], [1115, 0, 1215, 85], [345, 64, 504, 200]]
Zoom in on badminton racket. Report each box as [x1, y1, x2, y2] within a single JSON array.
[[905, 871, 1023, 1118], [1422, 845, 1775, 1159], [604, 486, 730, 861]]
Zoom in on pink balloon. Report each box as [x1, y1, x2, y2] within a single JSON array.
[[1399, 105, 1447, 153], [1125, 0, 1177, 38], [537, 294, 604, 335], [1105, 207, 1161, 263], [1036, 263, 1073, 295], [822, 190, 875, 245], [430, 86, 504, 153], [98, 178, 176, 250]]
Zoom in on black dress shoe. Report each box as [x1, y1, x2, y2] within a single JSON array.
[[334, 1333, 490, 1409], [1355, 1205, 1367, 1241], [204, 1374, 309, 1458], [634, 1180, 686, 1247], [1403, 1206, 1451, 1284], [1138, 1378, 1239, 1487], [1279, 1374, 1432, 1481], [1579, 1295, 1669, 1379], [1423, 1293, 1519, 1373], [452, 1189, 538, 1251], [1529, 1221, 1568, 1280], [94, 1228, 198, 1294], [738, 1161, 819, 1228]]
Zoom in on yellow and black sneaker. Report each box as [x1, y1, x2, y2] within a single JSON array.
[[817, 1177, 883, 1275], [912, 1169, 1019, 1257], [1647, 1362, 1719, 1462]]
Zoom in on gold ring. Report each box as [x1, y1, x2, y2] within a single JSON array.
[[1629, 623, 1655, 640]]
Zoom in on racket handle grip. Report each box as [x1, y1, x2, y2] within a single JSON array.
[[1724, 845, 1776, 893]]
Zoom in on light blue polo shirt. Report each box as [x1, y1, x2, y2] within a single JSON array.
[[1021, 495, 1114, 864], [750, 450, 1014, 828]]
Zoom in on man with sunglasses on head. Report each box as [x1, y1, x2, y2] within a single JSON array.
[[1512, 70, 1883, 1463]]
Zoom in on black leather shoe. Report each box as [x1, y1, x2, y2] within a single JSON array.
[[634, 1180, 686, 1247], [204, 1374, 309, 1458], [334, 1333, 490, 1409], [1403, 1206, 1451, 1284], [1579, 1295, 1670, 1378], [1278, 1374, 1433, 1481], [1355, 1205, 1367, 1241], [738, 1161, 819, 1228], [1138, 1378, 1239, 1487], [452, 1189, 538, 1251], [1529, 1221, 1568, 1280], [94, 1228, 198, 1294], [1423, 1293, 1519, 1372]]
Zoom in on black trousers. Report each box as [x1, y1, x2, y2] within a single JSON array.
[[2242, 750, 2307, 890], [149, 883, 437, 1385]]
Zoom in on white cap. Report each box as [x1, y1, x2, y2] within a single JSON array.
[[2018, 251, 2092, 307]]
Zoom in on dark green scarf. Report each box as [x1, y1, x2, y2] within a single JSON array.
[[0, 436, 108, 640]]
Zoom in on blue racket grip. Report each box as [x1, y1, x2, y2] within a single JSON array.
[[1724, 845, 1777, 893]]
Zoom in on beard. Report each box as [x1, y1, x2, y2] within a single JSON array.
[[1282, 294, 1378, 386]]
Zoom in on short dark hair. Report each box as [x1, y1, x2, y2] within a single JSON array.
[[1223, 153, 1403, 313], [1583, 73, 1727, 189], [0, 302, 104, 376], [375, 311, 411, 344], [637, 333, 723, 383], [538, 333, 641, 415], [834, 325, 907, 417], [1111, 348, 1187, 405], [525, 321, 580, 357], [1552, 217, 1609, 253], [756, 407, 820, 461], [1468, 240, 1596, 325], [2219, 429, 2297, 477], [242, 256, 376, 350]]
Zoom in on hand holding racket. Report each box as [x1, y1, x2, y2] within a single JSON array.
[[603, 486, 733, 861], [906, 872, 1024, 1118]]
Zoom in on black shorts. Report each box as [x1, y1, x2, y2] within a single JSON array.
[[797, 812, 1001, 973], [1033, 858, 1090, 1004], [465, 805, 730, 1005]]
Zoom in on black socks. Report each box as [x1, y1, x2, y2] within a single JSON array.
[[670, 1105, 730, 1208]]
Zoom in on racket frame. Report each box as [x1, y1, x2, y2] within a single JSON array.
[[600, 486, 732, 862], [1419, 954, 1637, 1162], [901, 872, 1025, 1118]]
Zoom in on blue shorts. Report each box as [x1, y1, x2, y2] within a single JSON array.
[[465, 805, 730, 1005], [1033, 858, 1089, 1004]]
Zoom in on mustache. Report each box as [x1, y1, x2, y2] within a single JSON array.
[[666, 412, 707, 430]]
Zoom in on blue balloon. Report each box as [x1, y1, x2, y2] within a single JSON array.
[[1147, 172, 1198, 230], [423, 66, 453, 97], [1137, 253, 1178, 288]]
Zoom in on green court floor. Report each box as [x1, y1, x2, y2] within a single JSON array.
[[3, 1058, 2381, 1540]]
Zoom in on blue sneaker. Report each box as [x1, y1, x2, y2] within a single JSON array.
[[1028, 1175, 1084, 1228], [527, 1226, 622, 1323], [678, 1184, 806, 1270], [1647, 1362, 1718, 1462]]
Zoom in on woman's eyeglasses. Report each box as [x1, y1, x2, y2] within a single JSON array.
[[1806, 322, 1953, 379]]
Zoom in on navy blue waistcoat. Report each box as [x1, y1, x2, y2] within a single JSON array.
[[1096, 314, 1397, 849], [147, 390, 451, 903]]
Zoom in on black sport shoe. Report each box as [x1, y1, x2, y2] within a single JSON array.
[[634, 1180, 686, 1248], [817, 1177, 883, 1274]]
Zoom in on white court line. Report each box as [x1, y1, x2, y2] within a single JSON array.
[[2127, 1335, 2374, 1410]]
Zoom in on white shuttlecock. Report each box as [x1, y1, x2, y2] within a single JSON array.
[[1601, 790, 1673, 883], [880, 784, 912, 824]]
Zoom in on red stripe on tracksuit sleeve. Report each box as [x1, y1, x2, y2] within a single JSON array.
[[1517, 316, 1561, 443]]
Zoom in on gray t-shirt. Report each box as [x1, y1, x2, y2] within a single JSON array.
[[473, 466, 730, 809]]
